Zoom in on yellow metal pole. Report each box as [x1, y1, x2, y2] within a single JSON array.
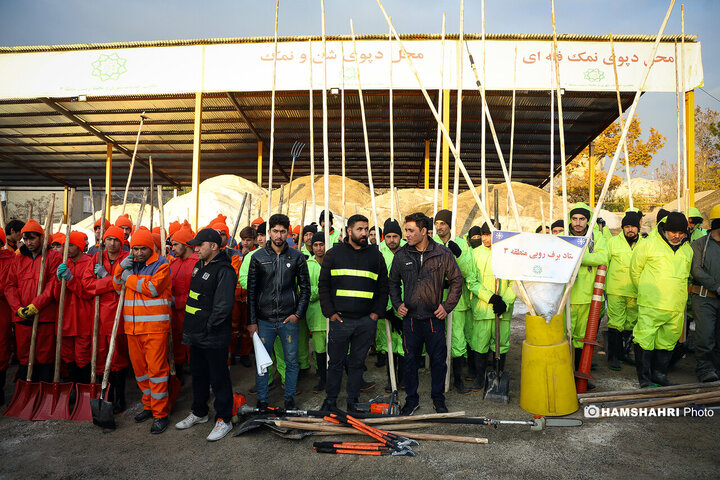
[[63, 186, 68, 224], [257, 140, 263, 187], [191, 92, 202, 231], [441, 89, 450, 208], [105, 143, 113, 220], [588, 144, 595, 208], [424, 140, 430, 189], [685, 90, 695, 207]]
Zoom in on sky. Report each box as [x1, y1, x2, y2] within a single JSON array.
[[1, 0, 718, 180]]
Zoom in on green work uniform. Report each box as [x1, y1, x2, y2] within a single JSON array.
[[630, 232, 693, 350], [606, 233, 643, 332], [567, 202, 609, 348], [433, 234, 473, 358], [375, 240, 405, 356], [306, 255, 327, 354], [466, 245, 515, 354]]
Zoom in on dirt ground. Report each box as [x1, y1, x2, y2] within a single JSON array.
[[1, 316, 719, 480]]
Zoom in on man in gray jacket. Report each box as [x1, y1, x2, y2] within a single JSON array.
[[690, 206, 720, 383]]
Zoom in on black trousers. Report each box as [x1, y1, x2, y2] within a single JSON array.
[[325, 315, 376, 403], [189, 345, 233, 421], [403, 316, 447, 405]]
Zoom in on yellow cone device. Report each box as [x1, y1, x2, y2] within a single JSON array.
[[520, 313, 578, 416]]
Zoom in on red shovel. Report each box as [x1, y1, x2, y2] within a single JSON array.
[[32, 189, 76, 421], [3, 194, 56, 420], [71, 199, 106, 421]]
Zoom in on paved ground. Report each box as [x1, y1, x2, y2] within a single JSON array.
[[1, 314, 718, 479]]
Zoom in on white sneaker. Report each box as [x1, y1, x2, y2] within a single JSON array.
[[175, 412, 209, 430], [207, 419, 233, 441]]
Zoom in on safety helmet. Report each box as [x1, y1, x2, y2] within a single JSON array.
[[709, 205, 720, 221]]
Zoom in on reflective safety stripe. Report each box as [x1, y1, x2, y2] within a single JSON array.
[[123, 314, 171, 323], [147, 281, 158, 297], [336, 289, 374, 299], [113, 277, 123, 285], [331, 269, 378, 281], [136, 278, 144, 293], [185, 305, 201, 315], [124, 298, 171, 307], [151, 391, 169, 399], [150, 376, 169, 384], [141, 388, 151, 395], [135, 374, 149, 382], [188, 290, 200, 300]]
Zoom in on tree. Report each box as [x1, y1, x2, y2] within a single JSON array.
[[558, 115, 666, 205]]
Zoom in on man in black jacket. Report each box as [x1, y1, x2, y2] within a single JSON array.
[[247, 214, 310, 410], [319, 214, 389, 412], [176, 228, 238, 441], [390, 213, 463, 415]]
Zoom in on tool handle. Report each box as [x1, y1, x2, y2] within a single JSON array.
[[90, 198, 107, 385], [26, 193, 55, 381], [53, 188, 75, 382], [384, 318, 397, 392], [230, 192, 249, 243], [100, 285, 125, 391]]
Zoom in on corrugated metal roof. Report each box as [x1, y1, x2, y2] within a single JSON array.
[[0, 34, 698, 53]]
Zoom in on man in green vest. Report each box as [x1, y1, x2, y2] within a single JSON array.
[[306, 232, 328, 392]]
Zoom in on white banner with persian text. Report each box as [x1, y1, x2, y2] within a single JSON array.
[[491, 231, 587, 284], [0, 39, 703, 99]]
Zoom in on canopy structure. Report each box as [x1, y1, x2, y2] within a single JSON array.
[[0, 33, 703, 191]]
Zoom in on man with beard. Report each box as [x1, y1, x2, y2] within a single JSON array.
[[390, 213, 462, 415], [630, 212, 693, 387], [247, 214, 310, 410], [318, 214, 388, 412], [377, 218, 406, 392], [300, 224, 318, 259], [605, 211, 643, 371], [433, 209, 474, 394], [566, 203, 608, 379]]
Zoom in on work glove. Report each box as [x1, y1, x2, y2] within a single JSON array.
[[488, 294, 507, 316], [94, 264, 109, 278], [120, 254, 134, 271], [56, 263, 73, 281], [597, 217, 606, 230], [17, 307, 30, 320], [120, 270, 132, 283], [18, 304, 39, 319], [447, 240, 462, 258]]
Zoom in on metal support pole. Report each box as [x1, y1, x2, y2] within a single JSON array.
[[257, 140, 263, 188], [422, 139, 430, 189], [63, 186, 69, 224], [441, 89, 450, 209], [685, 90, 695, 207], [192, 92, 202, 231], [105, 143, 112, 220]]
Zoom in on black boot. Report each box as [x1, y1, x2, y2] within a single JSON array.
[[0, 368, 6, 405], [651, 349, 674, 387], [668, 342, 686, 370], [384, 358, 392, 393], [607, 329, 622, 371], [375, 352, 386, 368], [574, 348, 583, 371], [38, 363, 54, 383], [396, 356, 404, 390], [114, 368, 128, 413], [77, 364, 91, 384], [620, 331, 635, 365], [497, 353, 507, 373], [452, 357, 471, 394], [465, 349, 476, 381], [470, 351, 488, 391], [634, 344, 654, 388], [15, 365, 28, 383], [313, 353, 327, 393], [66, 362, 78, 383]]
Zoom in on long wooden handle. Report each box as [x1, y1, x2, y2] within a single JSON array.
[[53, 188, 75, 383], [100, 285, 125, 391], [26, 193, 55, 381], [121, 113, 146, 214], [230, 192, 249, 243], [385, 318, 397, 393], [90, 198, 107, 384]]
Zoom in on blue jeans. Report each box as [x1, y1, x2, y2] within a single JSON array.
[[256, 319, 299, 402]]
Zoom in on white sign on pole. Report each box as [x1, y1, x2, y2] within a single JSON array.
[[491, 231, 586, 283]]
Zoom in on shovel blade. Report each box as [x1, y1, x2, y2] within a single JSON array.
[[69, 383, 101, 421], [484, 370, 510, 404], [31, 382, 73, 420], [90, 398, 116, 430], [234, 417, 266, 436], [3, 380, 41, 420]]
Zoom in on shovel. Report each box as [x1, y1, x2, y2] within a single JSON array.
[[91, 285, 126, 429], [4, 195, 56, 419], [484, 280, 510, 404], [33, 189, 76, 420], [71, 199, 107, 421]]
